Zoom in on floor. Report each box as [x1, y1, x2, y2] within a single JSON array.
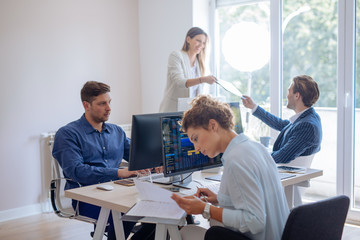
[[0, 213, 359, 240]]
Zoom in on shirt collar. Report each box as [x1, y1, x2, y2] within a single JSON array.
[[289, 108, 309, 123], [221, 133, 248, 164], [80, 114, 110, 134]]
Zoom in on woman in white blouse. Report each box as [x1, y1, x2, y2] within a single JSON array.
[[171, 95, 289, 240], [159, 27, 217, 112]]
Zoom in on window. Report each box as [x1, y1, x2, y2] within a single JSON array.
[[215, 0, 271, 140], [282, 0, 338, 202], [354, 0, 360, 210], [213, 0, 360, 221]]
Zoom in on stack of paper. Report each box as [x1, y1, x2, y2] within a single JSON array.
[[125, 179, 186, 220]]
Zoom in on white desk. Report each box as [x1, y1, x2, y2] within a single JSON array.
[[65, 168, 322, 239], [279, 168, 323, 208], [65, 179, 184, 240]]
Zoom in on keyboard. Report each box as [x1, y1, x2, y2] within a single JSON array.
[[137, 172, 164, 180], [181, 181, 221, 196], [136, 173, 172, 185]]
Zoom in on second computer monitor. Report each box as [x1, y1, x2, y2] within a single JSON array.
[[161, 116, 222, 177], [128, 111, 183, 171], [228, 101, 243, 134]]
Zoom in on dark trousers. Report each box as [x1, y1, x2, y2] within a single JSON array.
[[205, 226, 251, 240], [74, 201, 135, 239], [73, 201, 155, 240]]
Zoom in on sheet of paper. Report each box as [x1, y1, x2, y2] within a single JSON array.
[[216, 79, 244, 98], [126, 179, 186, 220], [126, 199, 185, 220], [134, 179, 173, 202]]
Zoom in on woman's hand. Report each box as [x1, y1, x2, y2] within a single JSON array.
[[195, 187, 218, 205], [201, 75, 217, 85], [171, 194, 206, 215]]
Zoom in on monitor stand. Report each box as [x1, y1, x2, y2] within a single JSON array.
[[172, 174, 194, 189], [152, 174, 183, 185], [153, 173, 194, 188]]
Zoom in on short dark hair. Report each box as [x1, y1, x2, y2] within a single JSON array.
[[292, 75, 320, 107], [80, 81, 110, 103], [181, 95, 234, 132]]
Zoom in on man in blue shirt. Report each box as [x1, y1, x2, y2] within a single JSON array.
[[242, 75, 322, 164], [52, 81, 154, 240]]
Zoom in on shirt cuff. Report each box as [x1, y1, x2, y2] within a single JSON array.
[[251, 104, 259, 114], [222, 208, 249, 233]]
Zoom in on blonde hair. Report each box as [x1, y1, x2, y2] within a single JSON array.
[[181, 95, 234, 132], [181, 27, 208, 76]]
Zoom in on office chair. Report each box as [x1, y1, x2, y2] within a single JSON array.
[[201, 195, 349, 240], [48, 133, 96, 224], [281, 195, 350, 240]]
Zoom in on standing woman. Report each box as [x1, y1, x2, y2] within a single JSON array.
[[171, 95, 289, 240], [159, 27, 217, 112]]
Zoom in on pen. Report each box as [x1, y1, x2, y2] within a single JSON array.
[[197, 187, 208, 203], [148, 169, 153, 183]]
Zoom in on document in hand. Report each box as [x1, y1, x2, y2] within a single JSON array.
[[125, 179, 186, 220]]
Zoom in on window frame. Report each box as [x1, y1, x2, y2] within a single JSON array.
[[210, 0, 360, 222]]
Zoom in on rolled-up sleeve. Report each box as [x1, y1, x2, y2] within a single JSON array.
[[221, 163, 266, 234]]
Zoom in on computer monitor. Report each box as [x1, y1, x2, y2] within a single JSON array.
[[161, 115, 223, 187], [228, 101, 243, 134], [128, 112, 183, 171]]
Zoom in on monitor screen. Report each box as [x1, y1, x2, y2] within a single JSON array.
[[128, 112, 183, 171], [228, 101, 243, 134], [161, 116, 223, 177]]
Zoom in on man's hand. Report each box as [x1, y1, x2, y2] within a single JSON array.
[[117, 167, 137, 178], [241, 95, 256, 109]]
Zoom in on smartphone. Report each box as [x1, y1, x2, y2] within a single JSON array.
[[169, 187, 180, 192], [114, 178, 135, 186]]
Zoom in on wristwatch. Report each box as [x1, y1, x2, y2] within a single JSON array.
[[202, 203, 211, 219]]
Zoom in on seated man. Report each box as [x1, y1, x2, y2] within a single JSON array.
[[242, 75, 322, 164], [52, 81, 154, 240]]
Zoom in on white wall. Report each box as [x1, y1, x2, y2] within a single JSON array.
[[0, 0, 141, 221], [0, 0, 211, 222], [138, 0, 193, 113], [138, 0, 211, 113]]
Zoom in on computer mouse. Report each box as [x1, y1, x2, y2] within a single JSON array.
[[96, 184, 114, 191]]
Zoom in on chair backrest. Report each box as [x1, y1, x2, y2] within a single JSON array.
[[48, 133, 96, 224], [284, 153, 316, 168], [281, 195, 350, 240]]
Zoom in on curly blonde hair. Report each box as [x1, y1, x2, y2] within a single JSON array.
[[181, 95, 234, 132]]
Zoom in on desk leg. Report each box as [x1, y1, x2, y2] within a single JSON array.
[[93, 207, 110, 240], [284, 185, 294, 209], [155, 223, 167, 240], [112, 210, 125, 240], [167, 225, 181, 240]]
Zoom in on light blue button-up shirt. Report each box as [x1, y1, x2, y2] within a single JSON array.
[[218, 133, 289, 240]]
